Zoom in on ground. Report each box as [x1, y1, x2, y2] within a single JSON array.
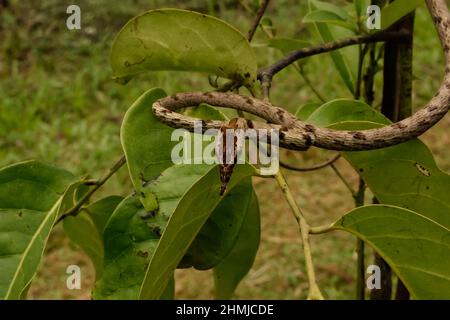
[[0, 0, 448, 299]]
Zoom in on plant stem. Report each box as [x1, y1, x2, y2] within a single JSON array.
[[246, 0, 270, 42], [258, 31, 409, 80], [329, 163, 356, 196], [56, 155, 126, 224], [280, 154, 340, 172], [354, 178, 366, 300], [275, 171, 324, 300], [353, 41, 367, 299]]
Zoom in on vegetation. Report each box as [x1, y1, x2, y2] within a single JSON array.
[[0, 0, 448, 299]]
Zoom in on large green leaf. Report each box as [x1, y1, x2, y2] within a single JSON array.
[[295, 102, 321, 121], [63, 196, 123, 277], [0, 161, 76, 299], [184, 177, 255, 270], [92, 196, 174, 299], [306, 99, 450, 226], [381, 0, 423, 30], [214, 188, 260, 299], [308, 0, 355, 94], [94, 164, 256, 299], [306, 100, 450, 298], [333, 205, 450, 299], [121, 88, 175, 192], [110, 9, 257, 86], [139, 164, 257, 299]]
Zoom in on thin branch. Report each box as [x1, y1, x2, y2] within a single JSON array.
[[330, 163, 356, 196], [354, 179, 366, 300], [258, 30, 410, 80], [247, 0, 270, 42], [275, 171, 324, 300], [280, 154, 340, 172], [56, 155, 126, 224], [298, 66, 326, 103]]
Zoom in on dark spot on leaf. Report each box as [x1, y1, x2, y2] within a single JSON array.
[[137, 250, 148, 258], [139, 210, 156, 220], [152, 226, 162, 237], [17, 211, 22, 217], [359, 168, 364, 173]]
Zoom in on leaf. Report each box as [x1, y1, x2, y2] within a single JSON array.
[[63, 196, 123, 277], [110, 9, 257, 86], [139, 164, 257, 299], [303, 11, 355, 31], [184, 177, 255, 270], [306, 99, 450, 226], [306, 99, 450, 298], [333, 205, 450, 299], [354, 0, 370, 18], [185, 103, 228, 121], [0, 161, 76, 299], [94, 164, 256, 299], [92, 196, 173, 299], [214, 187, 260, 299], [381, 0, 423, 30], [310, 0, 351, 20], [268, 38, 311, 54], [121, 88, 175, 192], [295, 102, 321, 120], [307, 98, 390, 126], [308, 1, 355, 94]]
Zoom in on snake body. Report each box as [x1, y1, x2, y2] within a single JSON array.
[[152, 0, 450, 152]]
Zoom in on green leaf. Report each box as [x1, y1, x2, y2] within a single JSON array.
[[295, 102, 321, 120], [214, 187, 260, 299], [110, 9, 257, 86], [307, 98, 390, 126], [310, 0, 351, 20], [354, 0, 370, 18], [306, 99, 450, 226], [139, 164, 257, 299], [185, 103, 228, 121], [268, 38, 311, 55], [121, 88, 175, 192], [333, 205, 450, 299], [381, 0, 423, 30], [0, 161, 76, 299], [184, 177, 255, 270], [92, 196, 173, 299], [306, 99, 450, 298], [63, 196, 123, 277], [95, 164, 256, 299], [303, 11, 355, 31], [308, 1, 355, 94]]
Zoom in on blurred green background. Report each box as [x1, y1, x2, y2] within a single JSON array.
[[0, 0, 448, 299]]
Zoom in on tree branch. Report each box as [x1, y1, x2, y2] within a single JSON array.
[[257, 31, 409, 80], [246, 0, 270, 42], [280, 154, 340, 172], [275, 171, 324, 300], [56, 155, 126, 224]]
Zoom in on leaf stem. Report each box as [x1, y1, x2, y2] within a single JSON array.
[[258, 30, 409, 80], [246, 0, 270, 42], [275, 171, 324, 300], [280, 154, 340, 172], [56, 155, 126, 224]]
